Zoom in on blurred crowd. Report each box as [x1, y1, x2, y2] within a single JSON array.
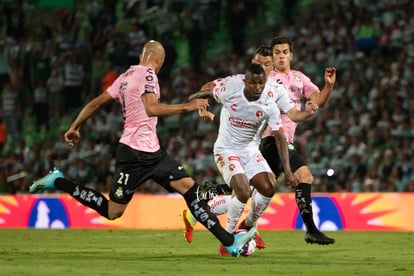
[[0, 0, 413, 194]]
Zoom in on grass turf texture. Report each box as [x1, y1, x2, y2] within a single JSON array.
[[0, 230, 412, 275]]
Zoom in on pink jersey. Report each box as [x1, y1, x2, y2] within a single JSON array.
[[107, 65, 160, 152], [263, 70, 318, 143]]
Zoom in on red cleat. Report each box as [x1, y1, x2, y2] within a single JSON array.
[[238, 219, 267, 249], [219, 243, 231, 256], [180, 210, 195, 243], [253, 232, 267, 249]]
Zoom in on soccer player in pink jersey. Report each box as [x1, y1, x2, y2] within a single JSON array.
[[29, 40, 256, 257], [259, 36, 336, 244]]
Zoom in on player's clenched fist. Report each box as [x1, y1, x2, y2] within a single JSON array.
[[64, 128, 80, 148], [187, 98, 209, 111]]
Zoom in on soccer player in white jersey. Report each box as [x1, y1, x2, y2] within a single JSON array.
[[28, 40, 256, 257], [186, 40, 336, 245], [186, 63, 298, 256], [180, 46, 318, 249]]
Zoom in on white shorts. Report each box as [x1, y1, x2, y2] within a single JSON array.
[[214, 145, 272, 186]]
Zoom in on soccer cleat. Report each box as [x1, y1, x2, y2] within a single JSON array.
[[253, 232, 266, 249], [219, 243, 230, 256], [238, 219, 266, 249], [224, 227, 256, 257], [29, 168, 64, 194], [180, 209, 196, 243], [305, 231, 335, 245]]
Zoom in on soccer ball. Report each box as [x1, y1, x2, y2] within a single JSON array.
[[235, 229, 256, 256]]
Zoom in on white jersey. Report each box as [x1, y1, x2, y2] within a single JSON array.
[[264, 72, 294, 113], [212, 74, 283, 151]]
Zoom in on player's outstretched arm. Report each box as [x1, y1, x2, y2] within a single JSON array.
[[188, 82, 215, 121], [65, 91, 114, 148], [286, 103, 318, 122], [272, 130, 298, 188], [310, 67, 336, 108], [188, 89, 213, 101], [188, 81, 215, 101], [142, 92, 209, 117], [198, 108, 215, 121]]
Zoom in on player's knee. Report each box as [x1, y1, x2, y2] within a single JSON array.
[[255, 181, 275, 197], [298, 173, 313, 184], [170, 177, 193, 194], [237, 190, 251, 203], [262, 185, 275, 197]]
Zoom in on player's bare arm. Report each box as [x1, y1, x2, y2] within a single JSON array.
[[304, 101, 318, 114], [142, 92, 209, 117], [286, 104, 318, 122], [310, 67, 336, 107], [273, 130, 298, 188], [199, 108, 215, 122], [64, 91, 114, 148], [324, 67, 336, 87], [188, 86, 215, 121], [188, 89, 213, 101]]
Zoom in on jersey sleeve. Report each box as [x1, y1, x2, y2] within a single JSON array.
[[267, 102, 283, 132], [211, 78, 226, 104], [141, 67, 157, 96], [106, 75, 122, 100], [266, 74, 293, 113], [211, 74, 243, 104], [300, 72, 319, 99], [274, 85, 294, 113]]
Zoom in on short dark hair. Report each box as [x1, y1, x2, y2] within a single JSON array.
[[246, 63, 265, 76], [271, 36, 293, 52], [253, 45, 272, 57]]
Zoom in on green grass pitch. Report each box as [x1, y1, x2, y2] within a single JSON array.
[[0, 229, 412, 275]]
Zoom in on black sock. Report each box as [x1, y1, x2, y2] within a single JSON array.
[[295, 183, 318, 233], [184, 184, 234, 246], [216, 184, 232, 195], [55, 178, 109, 219], [199, 183, 233, 200]]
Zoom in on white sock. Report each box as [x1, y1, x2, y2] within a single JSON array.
[[226, 196, 246, 233], [209, 195, 231, 215], [245, 192, 272, 227]]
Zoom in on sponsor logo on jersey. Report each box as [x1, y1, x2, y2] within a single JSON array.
[[228, 156, 240, 162], [266, 91, 274, 98], [231, 104, 237, 111], [217, 155, 225, 167], [229, 117, 260, 129], [114, 187, 124, 199], [144, 84, 155, 93], [256, 110, 264, 118], [229, 95, 242, 100], [210, 197, 227, 209], [229, 164, 236, 171]]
